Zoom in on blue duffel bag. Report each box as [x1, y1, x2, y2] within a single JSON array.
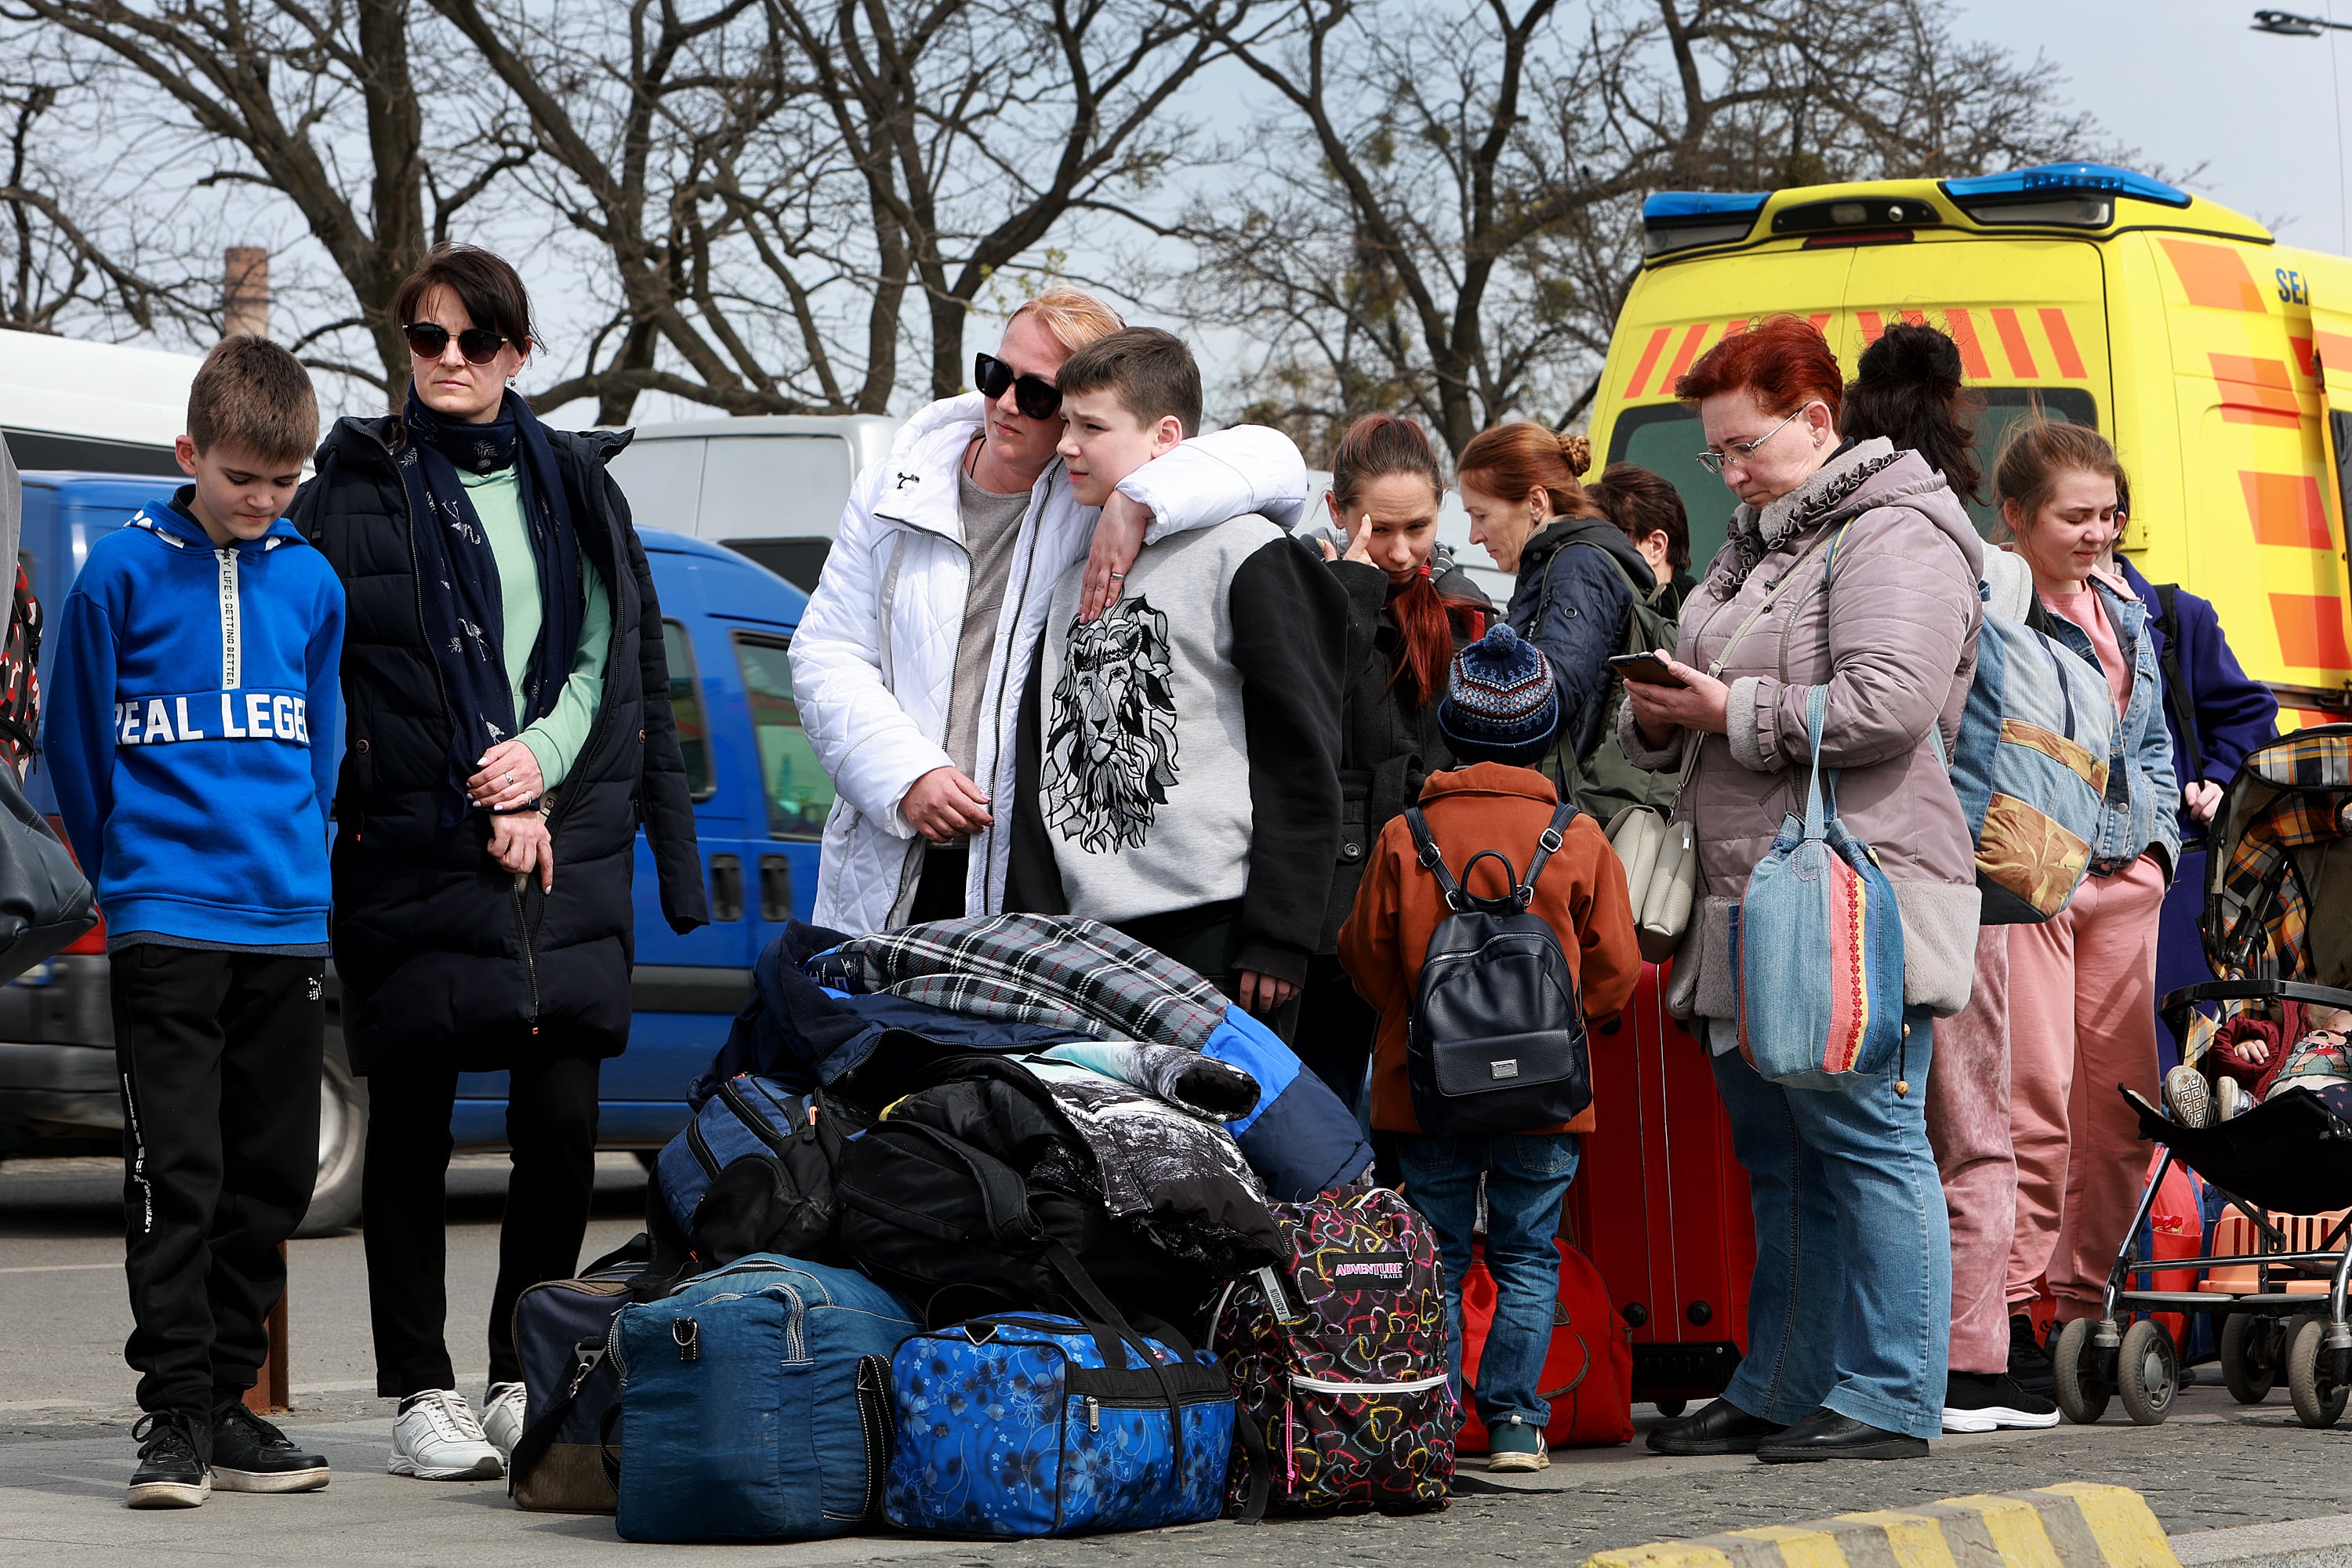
[[885, 1303, 1261, 1537], [612, 1254, 917, 1543]]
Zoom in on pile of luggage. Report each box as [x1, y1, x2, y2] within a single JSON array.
[[506, 914, 1461, 1543]]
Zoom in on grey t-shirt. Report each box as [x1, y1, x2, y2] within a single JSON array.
[[942, 464, 1032, 779]]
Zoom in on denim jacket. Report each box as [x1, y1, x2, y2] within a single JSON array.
[[2041, 577, 2179, 880]]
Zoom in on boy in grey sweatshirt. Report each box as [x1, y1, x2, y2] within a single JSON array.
[[1007, 328, 1346, 1034]]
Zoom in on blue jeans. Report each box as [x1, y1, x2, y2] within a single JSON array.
[[1706, 1008, 1950, 1441], [1396, 1131, 1581, 1429]]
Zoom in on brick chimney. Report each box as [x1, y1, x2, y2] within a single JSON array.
[[223, 247, 270, 339]]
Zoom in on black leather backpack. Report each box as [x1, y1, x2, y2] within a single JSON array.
[[1403, 801, 1591, 1134]]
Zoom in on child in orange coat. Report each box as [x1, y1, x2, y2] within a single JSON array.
[[1339, 623, 1639, 1472]]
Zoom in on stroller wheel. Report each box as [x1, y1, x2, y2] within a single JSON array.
[[2116, 1319, 2178, 1425], [2220, 1312, 2279, 1403], [2287, 1315, 2350, 1428], [2052, 1318, 2113, 1424]]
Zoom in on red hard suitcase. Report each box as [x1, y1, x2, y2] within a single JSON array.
[[1564, 960, 1756, 1411]]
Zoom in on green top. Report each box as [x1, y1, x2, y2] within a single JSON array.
[[459, 466, 612, 791]]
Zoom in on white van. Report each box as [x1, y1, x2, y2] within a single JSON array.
[[606, 414, 900, 590], [0, 331, 199, 475]]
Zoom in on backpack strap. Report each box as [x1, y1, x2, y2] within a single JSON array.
[[1404, 807, 1466, 909], [2154, 583, 2207, 786], [1564, 537, 1654, 655], [1519, 801, 1580, 895]]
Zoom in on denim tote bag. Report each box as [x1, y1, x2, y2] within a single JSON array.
[[1730, 684, 1907, 1091]]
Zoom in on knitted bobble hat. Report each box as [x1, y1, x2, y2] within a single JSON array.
[[1436, 623, 1561, 768]]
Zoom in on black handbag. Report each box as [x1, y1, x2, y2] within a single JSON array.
[[0, 764, 96, 982]]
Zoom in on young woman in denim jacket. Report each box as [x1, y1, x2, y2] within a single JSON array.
[[1991, 423, 2178, 1367]]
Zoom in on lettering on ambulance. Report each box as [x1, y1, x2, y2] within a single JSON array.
[[111, 695, 309, 746], [2277, 268, 2310, 307]]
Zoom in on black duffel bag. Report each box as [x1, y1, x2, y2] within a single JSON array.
[[833, 1054, 1210, 1330]]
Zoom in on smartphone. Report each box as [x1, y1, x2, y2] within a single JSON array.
[[1607, 651, 1688, 688]]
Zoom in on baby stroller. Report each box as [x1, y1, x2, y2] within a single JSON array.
[[2054, 725, 2352, 1428]]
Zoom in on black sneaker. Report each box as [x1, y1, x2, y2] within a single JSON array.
[[211, 1399, 331, 1493], [1941, 1370, 2061, 1432], [2009, 1313, 2055, 1396], [128, 1410, 212, 1508]]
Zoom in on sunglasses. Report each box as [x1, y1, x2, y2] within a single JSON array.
[[975, 351, 1062, 421], [404, 322, 513, 365]]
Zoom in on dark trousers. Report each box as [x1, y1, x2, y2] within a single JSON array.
[[111, 946, 324, 1416], [1292, 953, 1377, 1111], [1115, 902, 1301, 1043], [908, 840, 969, 924], [361, 1054, 601, 1396]]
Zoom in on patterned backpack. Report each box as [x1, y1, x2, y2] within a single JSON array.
[[1206, 1186, 1453, 1514]]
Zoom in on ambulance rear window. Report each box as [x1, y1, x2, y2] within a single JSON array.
[[1605, 387, 2098, 569]]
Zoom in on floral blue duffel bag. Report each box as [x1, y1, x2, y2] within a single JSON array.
[[885, 1299, 1261, 1537]]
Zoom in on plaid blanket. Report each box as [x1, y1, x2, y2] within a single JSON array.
[[2215, 792, 2336, 979], [808, 914, 1232, 1052]]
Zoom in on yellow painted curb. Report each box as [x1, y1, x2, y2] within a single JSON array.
[[1581, 1483, 2180, 1568]]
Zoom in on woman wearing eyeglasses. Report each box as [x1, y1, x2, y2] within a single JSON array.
[[291, 242, 706, 1482], [1618, 314, 1981, 1462]]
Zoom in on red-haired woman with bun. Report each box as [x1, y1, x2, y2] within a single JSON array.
[[1621, 314, 1981, 1463], [1458, 424, 1664, 818], [1297, 413, 1490, 1109]]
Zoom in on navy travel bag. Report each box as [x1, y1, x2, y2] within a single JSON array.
[[611, 1254, 917, 1543], [885, 1298, 1253, 1537], [652, 1073, 851, 1265], [507, 1236, 652, 1513]]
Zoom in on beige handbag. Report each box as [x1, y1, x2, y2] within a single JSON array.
[[1602, 524, 1849, 964]]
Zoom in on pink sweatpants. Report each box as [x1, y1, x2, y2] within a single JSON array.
[[2006, 854, 2169, 1319], [1927, 927, 2013, 1374]]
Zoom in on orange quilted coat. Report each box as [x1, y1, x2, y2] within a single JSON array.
[[1338, 762, 1640, 1136]]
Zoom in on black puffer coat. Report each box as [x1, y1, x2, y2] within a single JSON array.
[[1316, 549, 1490, 953], [293, 416, 707, 1073]]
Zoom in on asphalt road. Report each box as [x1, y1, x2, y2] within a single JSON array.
[[4, 1156, 2352, 1566]]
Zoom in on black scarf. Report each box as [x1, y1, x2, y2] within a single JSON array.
[[395, 387, 586, 827]]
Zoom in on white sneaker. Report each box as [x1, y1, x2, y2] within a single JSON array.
[[2164, 1064, 2212, 1128], [481, 1381, 528, 1460], [388, 1389, 504, 1480]]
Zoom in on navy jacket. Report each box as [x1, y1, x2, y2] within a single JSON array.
[[2116, 559, 2278, 833], [1504, 517, 1654, 762]]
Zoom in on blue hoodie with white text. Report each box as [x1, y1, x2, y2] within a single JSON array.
[[49, 493, 345, 947]]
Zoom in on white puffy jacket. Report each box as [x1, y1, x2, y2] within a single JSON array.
[[791, 394, 1308, 935]]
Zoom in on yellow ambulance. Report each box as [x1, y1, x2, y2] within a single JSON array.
[[1587, 163, 2352, 728]]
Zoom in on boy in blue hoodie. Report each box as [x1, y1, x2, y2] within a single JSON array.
[[50, 336, 344, 1509]]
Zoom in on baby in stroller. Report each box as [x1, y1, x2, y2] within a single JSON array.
[[2167, 1003, 2352, 1125]]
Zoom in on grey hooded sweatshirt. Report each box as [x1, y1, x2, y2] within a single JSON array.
[[1618, 439, 1985, 1021]]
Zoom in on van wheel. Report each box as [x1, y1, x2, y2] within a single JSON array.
[[295, 1034, 367, 1237]]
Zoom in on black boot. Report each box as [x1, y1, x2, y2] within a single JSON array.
[[211, 1399, 331, 1494], [1646, 1398, 1788, 1456], [127, 1410, 212, 1508], [1755, 1406, 1929, 1462]]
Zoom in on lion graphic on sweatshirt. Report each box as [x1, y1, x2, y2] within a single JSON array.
[[1044, 595, 1181, 854]]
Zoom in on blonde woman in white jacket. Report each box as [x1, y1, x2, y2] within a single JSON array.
[[791, 290, 1308, 935]]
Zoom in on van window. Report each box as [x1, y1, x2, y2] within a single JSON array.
[[608, 440, 706, 533], [1606, 386, 2101, 568], [731, 633, 833, 840], [701, 437, 854, 542], [662, 620, 713, 800]]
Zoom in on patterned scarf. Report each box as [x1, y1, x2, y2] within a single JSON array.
[[1711, 437, 1900, 600], [395, 387, 584, 826]]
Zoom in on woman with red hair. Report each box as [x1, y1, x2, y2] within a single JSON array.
[[1298, 413, 1490, 1108], [1621, 315, 1981, 1462]]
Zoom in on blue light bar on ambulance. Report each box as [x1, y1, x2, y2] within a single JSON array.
[[1941, 163, 2190, 227], [1641, 191, 1769, 256]]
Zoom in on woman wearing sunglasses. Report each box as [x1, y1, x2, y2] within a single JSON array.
[[291, 242, 706, 1483], [790, 289, 1308, 938]]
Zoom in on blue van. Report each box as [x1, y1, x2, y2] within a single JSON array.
[[0, 472, 831, 1232]]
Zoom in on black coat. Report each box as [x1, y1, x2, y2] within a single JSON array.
[[1316, 552, 1491, 953], [293, 416, 707, 1073]]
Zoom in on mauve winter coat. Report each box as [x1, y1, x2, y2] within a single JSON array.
[[1617, 440, 1985, 1022]]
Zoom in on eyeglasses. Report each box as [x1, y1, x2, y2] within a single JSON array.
[[1695, 402, 1815, 475], [975, 351, 1062, 421], [404, 322, 511, 365]]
